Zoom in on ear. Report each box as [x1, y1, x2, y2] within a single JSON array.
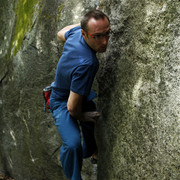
[[81, 29, 86, 37]]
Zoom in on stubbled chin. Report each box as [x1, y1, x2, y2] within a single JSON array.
[[98, 47, 107, 53]]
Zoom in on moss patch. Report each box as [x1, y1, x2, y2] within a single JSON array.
[[11, 0, 40, 56], [57, 4, 65, 21]]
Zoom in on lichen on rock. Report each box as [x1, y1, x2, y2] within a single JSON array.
[[10, 0, 41, 56]]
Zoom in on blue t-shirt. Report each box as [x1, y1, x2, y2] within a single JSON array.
[[51, 26, 99, 100]]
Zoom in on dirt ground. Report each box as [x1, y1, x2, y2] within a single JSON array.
[[0, 174, 14, 180]]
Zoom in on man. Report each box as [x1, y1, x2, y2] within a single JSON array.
[[50, 10, 110, 180]]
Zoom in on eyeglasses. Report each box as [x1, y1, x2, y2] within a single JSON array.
[[86, 29, 112, 40]]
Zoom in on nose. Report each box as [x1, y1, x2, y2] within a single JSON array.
[[102, 36, 109, 46]]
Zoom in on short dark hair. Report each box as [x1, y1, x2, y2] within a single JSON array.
[[81, 10, 110, 32]]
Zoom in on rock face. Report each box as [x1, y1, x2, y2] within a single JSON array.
[[97, 1, 180, 180], [0, 0, 179, 180]]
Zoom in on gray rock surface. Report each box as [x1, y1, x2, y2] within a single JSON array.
[[0, 0, 180, 180], [97, 1, 180, 180]]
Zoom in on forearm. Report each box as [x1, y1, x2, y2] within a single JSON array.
[[68, 109, 85, 121], [67, 91, 100, 122], [67, 90, 83, 120], [68, 108, 100, 123], [57, 23, 80, 41], [62, 23, 80, 31]]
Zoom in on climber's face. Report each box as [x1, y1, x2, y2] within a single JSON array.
[[81, 17, 110, 53]]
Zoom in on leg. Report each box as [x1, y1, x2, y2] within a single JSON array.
[[52, 104, 83, 180], [80, 121, 97, 158], [81, 100, 97, 158]]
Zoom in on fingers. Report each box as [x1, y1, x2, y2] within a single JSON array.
[[83, 111, 101, 123], [86, 117, 97, 123], [86, 111, 101, 118], [93, 111, 101, 118]]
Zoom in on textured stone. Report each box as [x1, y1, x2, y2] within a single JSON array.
[[97, 0, 180, 180], [0, 0, 97, 179], [0, 0, 180, 180]]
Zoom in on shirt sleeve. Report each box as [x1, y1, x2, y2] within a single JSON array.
[[65, 26, 81, 40], [70, 65, 96, 96]]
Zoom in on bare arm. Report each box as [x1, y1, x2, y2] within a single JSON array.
[[57, 23, 80, 41], [67, 91, 100, 122]]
